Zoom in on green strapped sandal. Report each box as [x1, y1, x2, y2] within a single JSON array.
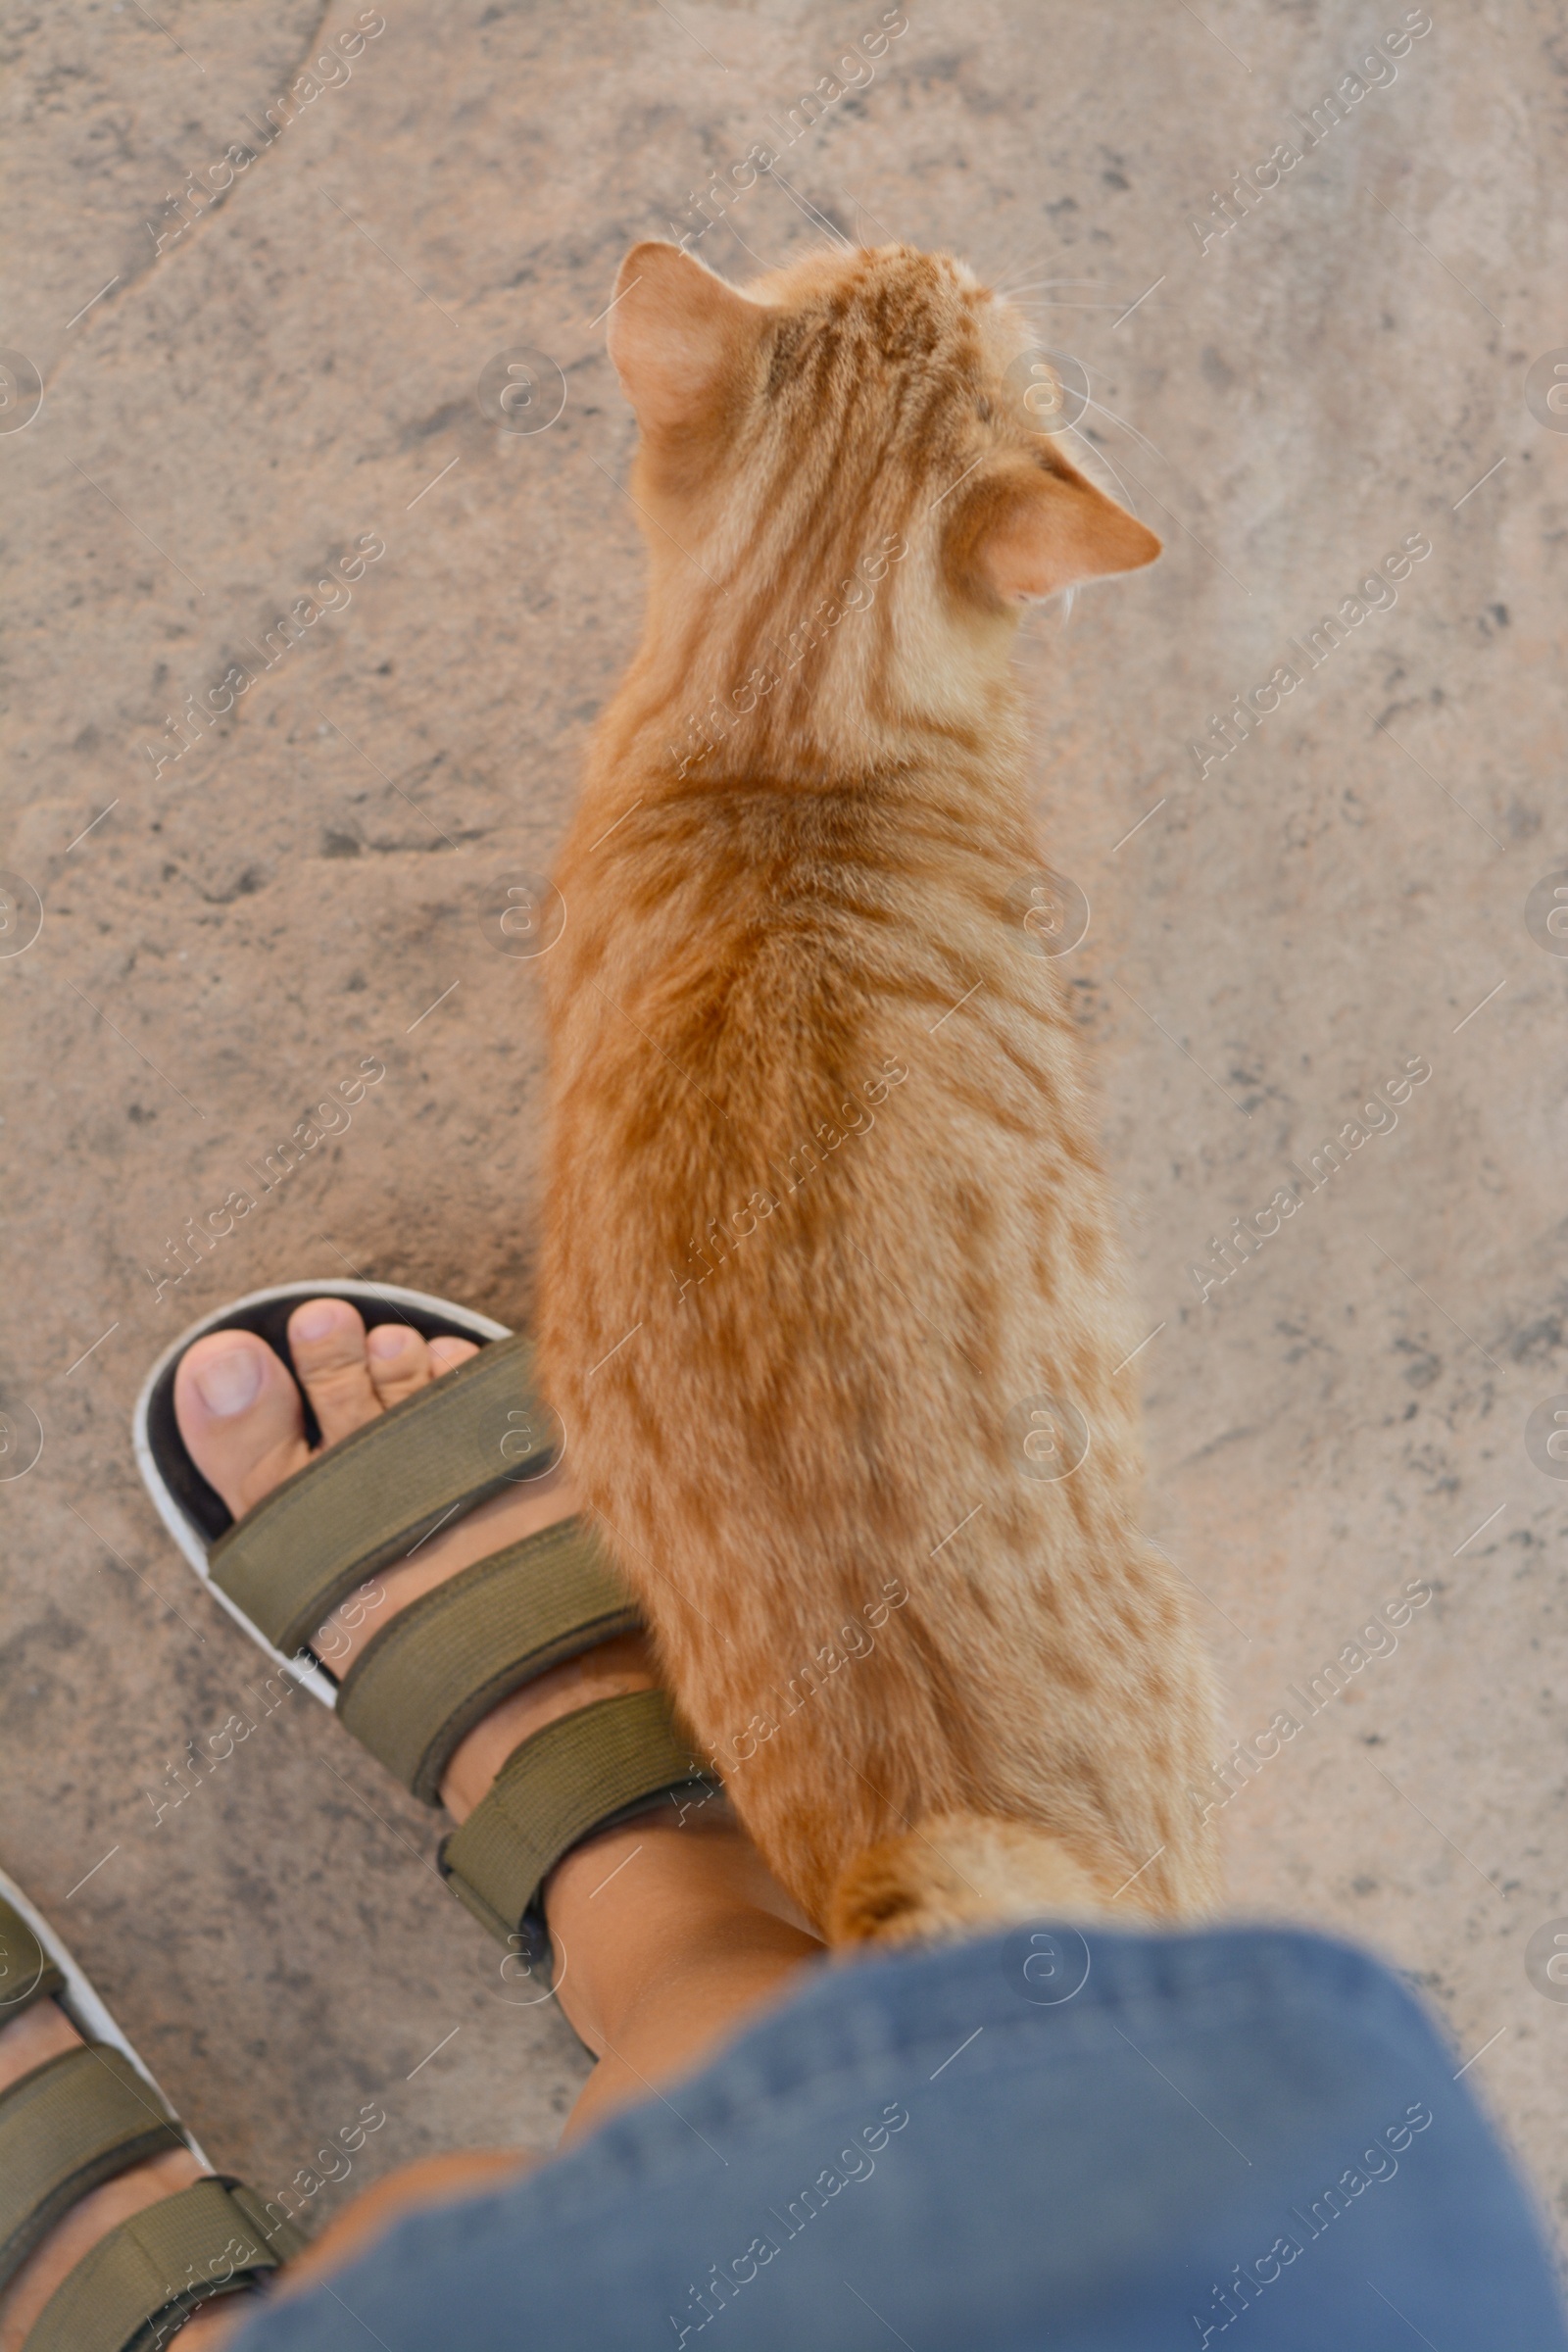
[[0, 1864, 306, 2349], [132, 1281, 717, 1964]]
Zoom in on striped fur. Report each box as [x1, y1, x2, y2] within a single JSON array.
[[539, 239, 1219, 1943]]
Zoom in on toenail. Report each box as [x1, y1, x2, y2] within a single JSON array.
[[193, 1347, 264, 1417], [293, 1300, 345, 1342], [368, 1325, 416, 1359]]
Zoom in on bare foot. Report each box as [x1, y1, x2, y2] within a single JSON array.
[[171, 1298, 661, 1816], [172, 1300, 817, 2100]]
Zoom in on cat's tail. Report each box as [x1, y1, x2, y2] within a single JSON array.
[[826, 1813, 1121, 1948]]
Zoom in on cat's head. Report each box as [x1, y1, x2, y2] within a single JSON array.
[[605, 236, 1159, 634]]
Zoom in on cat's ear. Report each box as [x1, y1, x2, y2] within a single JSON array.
[[957, 455, 1161, 604], [606, 241, 767, 435]]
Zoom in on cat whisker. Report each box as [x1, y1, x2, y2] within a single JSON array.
[[761, 157, 856, 251], [1062, 423, 1143, 523], [1063, 383, 1211, 514], [1058, 386, 1170, 475], [719, 210, 786, 272], [1013, 580, 1078, 636], [831, 181, 896, 245], [1078, 389, 1171, 468], [1010, 299, 1140, 311], [996, 277, 1104, 295]]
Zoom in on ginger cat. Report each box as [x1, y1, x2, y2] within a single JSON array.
[[539, 237, 1220, 1945]]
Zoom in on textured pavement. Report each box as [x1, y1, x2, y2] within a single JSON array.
[[3, 0, 1566, 2266]]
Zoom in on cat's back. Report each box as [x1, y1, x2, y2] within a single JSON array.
[[544, 738, 1122, 1450], [550, 740, 1077, 1123]]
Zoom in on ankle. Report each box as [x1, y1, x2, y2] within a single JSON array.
[[556, 1917, 818, 2141], [543, 1814, 822, 2075]]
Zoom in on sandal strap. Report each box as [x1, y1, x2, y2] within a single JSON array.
[[0, 1894, 66, 2024], [439, 1690, 716, 1945], [338, 1515, 641, 1804], [22, 2176, 287, 2352], [0, 2045, 186, 2294], [209, 1333, 554, 1658]]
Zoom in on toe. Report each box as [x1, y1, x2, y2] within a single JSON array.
[[287, 1298, 383, 1446], [174, 1331, 312, 1519], [365, 1321, 434, 1408], [363, 1326, 478, 1407]]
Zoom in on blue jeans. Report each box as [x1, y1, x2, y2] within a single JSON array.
[[233, 1923, 1567, 2349]]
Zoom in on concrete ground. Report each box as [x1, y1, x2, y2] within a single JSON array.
[[3, 0, 1566, 2274]]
